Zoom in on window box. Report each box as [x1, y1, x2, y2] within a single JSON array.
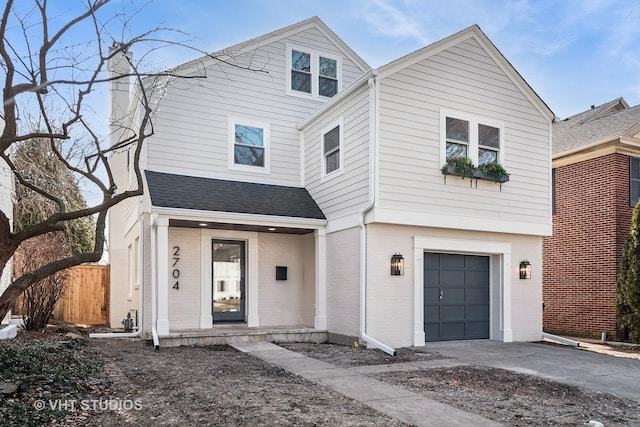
[[441, 157, 476, 178], [475, 162, 510, 183], [442, 159, 509, 189]]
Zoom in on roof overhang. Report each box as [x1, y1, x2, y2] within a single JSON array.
[[553, 136, 640, 168], [152, 206, 326, 235]]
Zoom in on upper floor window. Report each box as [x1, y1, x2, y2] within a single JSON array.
[[321, 119, 343, 180], [291, 50, 311, 94], [287, 44, 341, 99], [445, 117, 469, 159], [630, 157, 640, 206], [228, 118, 270, 174], [441, 110, 503, 166]]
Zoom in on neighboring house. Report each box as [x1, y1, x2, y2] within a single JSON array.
[[543, 98, 640, 340], [108, 17, 553, 350]]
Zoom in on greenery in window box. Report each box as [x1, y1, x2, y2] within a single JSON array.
[[441, 156, 476, 179], [475, 161, 510, 183]]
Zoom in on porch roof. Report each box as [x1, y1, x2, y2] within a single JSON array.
[[145, 170, 326, 220]]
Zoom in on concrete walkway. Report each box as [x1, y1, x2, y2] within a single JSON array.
[[231, 341, 500, 427]]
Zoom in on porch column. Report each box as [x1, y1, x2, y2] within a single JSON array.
[[314, 228, 327, 329], [156, 216, 170, 335]]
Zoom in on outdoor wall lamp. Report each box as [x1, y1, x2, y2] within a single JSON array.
[[391, 253, 404, 276], [519, 260, 532, 279]]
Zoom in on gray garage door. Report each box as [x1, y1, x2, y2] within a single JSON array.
[[424, 253, 490, 341]]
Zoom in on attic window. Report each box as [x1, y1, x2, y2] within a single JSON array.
[[291, 50, 311, 94], [287, 44, 341, 99]]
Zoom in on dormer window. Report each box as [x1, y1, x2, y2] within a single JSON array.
[[287, 44, 341, 99]]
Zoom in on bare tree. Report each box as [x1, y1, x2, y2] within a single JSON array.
[[0, 0, 218, 320]]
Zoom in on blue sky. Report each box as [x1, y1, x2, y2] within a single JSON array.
[[24, 0, 640, 119], [122, 0, 640, 119]]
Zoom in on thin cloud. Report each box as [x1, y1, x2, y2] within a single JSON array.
[[361, 0, 431, 45]]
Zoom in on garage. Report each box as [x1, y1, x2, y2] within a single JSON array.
[[424, 252, 490, 341]]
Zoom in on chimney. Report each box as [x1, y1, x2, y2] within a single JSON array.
[[108, 44, 132, 148]]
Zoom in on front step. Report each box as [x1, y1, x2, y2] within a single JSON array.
[[158, 327, 327, 348]]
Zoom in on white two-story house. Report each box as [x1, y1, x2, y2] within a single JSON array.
[[108, 17, 553, 351]]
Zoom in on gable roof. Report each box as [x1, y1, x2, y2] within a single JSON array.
[[377, 24, 554, 122], [553, 98, 640, 155], [145, 170, 326, 220], [174, 16, 369, 76]]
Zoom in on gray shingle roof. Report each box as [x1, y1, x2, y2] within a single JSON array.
[[145, 170, 326, 220], [553, 98, 640, 155]]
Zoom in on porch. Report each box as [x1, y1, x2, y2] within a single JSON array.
[[157, 324, 328, 347]]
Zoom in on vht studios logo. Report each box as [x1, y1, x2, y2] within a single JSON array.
[[33, 398, 142, 411]]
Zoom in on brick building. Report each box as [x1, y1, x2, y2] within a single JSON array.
[[543, 98, 640, 339]]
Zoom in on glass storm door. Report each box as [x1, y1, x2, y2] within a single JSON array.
[[212, 240, 246, 322]]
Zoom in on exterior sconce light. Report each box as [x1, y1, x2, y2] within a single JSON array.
[[519, 260, 532, 279], [391, 253, 404, 276]]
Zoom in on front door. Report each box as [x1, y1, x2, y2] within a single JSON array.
[[212, 240, 246, 323]]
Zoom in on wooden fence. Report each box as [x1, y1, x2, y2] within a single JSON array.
[[53, 264, 110, 325]]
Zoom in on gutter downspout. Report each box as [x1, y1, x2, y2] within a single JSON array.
[[359, 74, 396, 356], [90, 212, 145, 340], [150, 214, 160, 349]]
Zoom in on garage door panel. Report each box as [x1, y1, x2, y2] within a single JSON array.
[[424, 306, 440, 321], [425, 270, 440, 285], [466, 271, 489, 287], [424, 253, 441, 267], [440, 270, 464, 287], [425, 323, 440, 339], [466, 321, 489, 338], [467, 305, 489, 320], [443, 288, 465, 303], [440, 305, 465, 321], [424, 288, 441, 302], [441, 322, 465, 339], [465, 256, 489, 270], [441, 254, 465, 268], [467, 288, 489, 304]]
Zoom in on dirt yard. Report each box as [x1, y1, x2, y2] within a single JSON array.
[[1, 329, 640, 426]]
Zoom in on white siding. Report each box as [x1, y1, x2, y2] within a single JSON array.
[[167, 228, 201, 329], [145, 26, 365, 187], [303, 86, 371, 219], [326, 227, 360, 337], [376, 38, 551, 230]]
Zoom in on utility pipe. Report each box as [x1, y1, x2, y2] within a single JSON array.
[[358, 74, 395, 356], [150, 214, 160, 349]]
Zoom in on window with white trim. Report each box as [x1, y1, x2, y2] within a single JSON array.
[[441, 110, 503, 166], [287, 45, 340, 99], [228, 119, 270, 173], [321, 119, 343, 178]]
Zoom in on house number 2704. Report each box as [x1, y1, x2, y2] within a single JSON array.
[[172, 246, 180, 290]]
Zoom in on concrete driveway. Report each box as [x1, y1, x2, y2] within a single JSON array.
[[419, 340, 640, 401]]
